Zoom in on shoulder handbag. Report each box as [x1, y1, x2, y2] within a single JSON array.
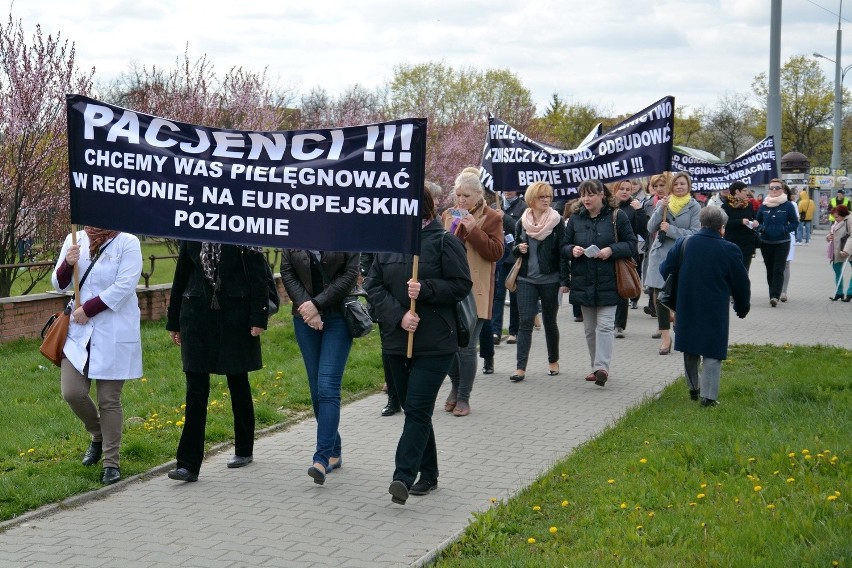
[[657, 237, 689, 312], [317, 257, 373, 338], [504, 256, 523, 293], [39, 239, 113, 366], [611, 210, 642, 299], [441, 233, 477, 347]]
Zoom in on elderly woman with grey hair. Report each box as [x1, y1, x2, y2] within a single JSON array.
[[660, 206, 750, 407]]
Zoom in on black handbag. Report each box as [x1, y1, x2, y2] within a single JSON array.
[[342, 285, 373, 338], [240, 250, 280, 316], [657, 237, 689, 312], [454, 288, 477, 347]]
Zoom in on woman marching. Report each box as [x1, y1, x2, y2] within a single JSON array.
[[509, 181, 569, 382], [166, 242, 271, 482], [721, 181, 759, 272], [280, 248, 360, 485], [365, 187, 472, 505], [562, 179, 637, 387], [52, 226, 143, 485], [755, 178, 798, 307]]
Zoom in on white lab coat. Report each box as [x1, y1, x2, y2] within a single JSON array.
[[51, 231, 143, 380]]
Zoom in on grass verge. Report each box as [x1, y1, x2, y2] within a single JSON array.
[[0, 313, 383, 522], [435, 344, 851, 567]]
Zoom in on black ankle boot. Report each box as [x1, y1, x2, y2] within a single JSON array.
[[82, 441, 103, 466], [381, 392, 400, 416], [482, 357, 494, 374]]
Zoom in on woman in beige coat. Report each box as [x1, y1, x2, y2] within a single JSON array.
[[441, 169, 504, 416]]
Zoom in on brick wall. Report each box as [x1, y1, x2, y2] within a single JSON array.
[[0, 276, 286, 344]]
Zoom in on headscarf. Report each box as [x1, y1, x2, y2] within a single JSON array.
[[84, 226, 119, 258], [200, 242, 263, 287]]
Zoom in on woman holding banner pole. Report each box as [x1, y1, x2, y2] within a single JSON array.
[[365, 187, 471, 505], [52, 227, 143, 486], [440, 169, 504, 416]]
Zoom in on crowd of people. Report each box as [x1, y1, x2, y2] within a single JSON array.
[[50, 169, 847, 505]]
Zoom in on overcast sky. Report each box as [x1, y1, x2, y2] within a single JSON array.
[[5, 0, 851, 118]]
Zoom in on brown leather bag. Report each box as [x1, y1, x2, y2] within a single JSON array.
[[504, 256, 523, 293], [39, 307, 71, 366], [612, 210, 641, 299]]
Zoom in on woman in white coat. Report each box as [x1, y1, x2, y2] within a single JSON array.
[[51, 227, 143, 485]]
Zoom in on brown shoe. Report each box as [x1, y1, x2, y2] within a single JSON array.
[[452, 400, 470, 416], [444, 389, 458, 412]]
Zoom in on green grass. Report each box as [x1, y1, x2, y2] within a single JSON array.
[[435, 344, 851, 568], [0, 313, 384, 521]]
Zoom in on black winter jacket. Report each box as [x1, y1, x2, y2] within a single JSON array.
[[365, 220, 472, 356], [562, 204, 637, 307], [512, 220, 570, 286], [166, 242, 269, 374]]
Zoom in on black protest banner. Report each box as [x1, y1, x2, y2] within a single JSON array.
[[671, 136, 778, 192], [66, 95, 427, 254], [485, 97, 674, 198], [478, 122, 602, 194]]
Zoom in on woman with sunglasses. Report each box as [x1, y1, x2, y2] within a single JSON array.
[[755, 179, 799, 307]]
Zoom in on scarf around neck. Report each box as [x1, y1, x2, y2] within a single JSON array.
[[84, 226, 119, 258], [763, 193, 788, 208], [521, 207, 561, 240], [727, 194, 750, 209], [668, 194, 691, 215]]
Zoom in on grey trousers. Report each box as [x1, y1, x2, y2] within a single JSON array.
[[580, 305, 617, 373], [60, 359, 125, 468], [448, 318, 485, 403], [683, 353, 722, 401]]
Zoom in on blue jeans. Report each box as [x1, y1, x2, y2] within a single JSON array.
[[293, 313, 353, 468], [796, 220, 812, 243], [385, 352, 455, 487]]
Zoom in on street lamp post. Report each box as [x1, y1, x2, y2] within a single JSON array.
[[813, 0, 849, 180]]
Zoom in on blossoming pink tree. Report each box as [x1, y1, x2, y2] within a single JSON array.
[[0, 14, 94, 297]]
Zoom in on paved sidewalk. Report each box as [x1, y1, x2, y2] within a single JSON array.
[[2, 232, 851, 567]]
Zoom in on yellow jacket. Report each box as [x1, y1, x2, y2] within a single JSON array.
[[798, 190, 815, 221]]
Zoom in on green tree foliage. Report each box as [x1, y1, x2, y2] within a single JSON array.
[[753, 55, 835, 162], [537, 93, 608, 149], [702, 92, 761, 160]]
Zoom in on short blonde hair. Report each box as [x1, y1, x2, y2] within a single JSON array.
[[671, 171, 692, 192], [524, 181, 554, 205], [648, 172, 671, 194], [453, 171, 484, 196]]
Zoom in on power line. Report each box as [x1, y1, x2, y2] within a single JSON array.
[[805, 0, 852, 24]]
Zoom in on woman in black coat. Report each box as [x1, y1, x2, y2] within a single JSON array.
[[562, 179, 637, 387], [365, 188, 472, 505], [166, 242, 271, 482], [721, 181, 758, 271]]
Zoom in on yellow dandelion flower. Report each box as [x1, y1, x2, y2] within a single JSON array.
[[787, 477, 795, 483], [180, 403, 186, 410], [639, 458, 648, 464], [823, 449, 831, 455], [648, 511, 655, 518], [608, 479, 615, 484], [635, 505, 642, 510], [19, 452, 25, 457], [805, 455, 813, 461], [151, 413, 158, 418], [697, 493, 705, 499], [835, 490, 841, 496], [830, 456, 839, 464], [620, 503, 628, 509], [832, 561, 839, 567], [636, 525, 643, 530], [716, 483, 723, 487], [689, 502, 697, 507], [801, 449, 810, 455], [141, 377, 147, 383], [490, 497, 497, 503], [175, 420, 184, 427], [701, 522, 706, 528], [772, 471, 779, 476], [561, 500, 569, 507], [210, 400, 218, 406], [746, 474, 754, 481], [27, 448, 34, 453], [561, 472, 567, 478], [788, 452, 796, 458], [532, 505, 541, 511], [644, 440, 650, 445], [527, 537, 536, 544], [735, 498, 741, 504], [827, 495, 837, 502], [817, 453, 824, 459], [700, 483, 707, 489], [766, 504, 776, 510], [549, 526, 558, 534], [748, 457, 756, 462], [754, 486, 762, 492]]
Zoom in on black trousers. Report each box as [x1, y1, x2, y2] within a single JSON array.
[[760, 241, 790, 299], [176, 372, 255, 475], [384, 352, 455, 487]]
